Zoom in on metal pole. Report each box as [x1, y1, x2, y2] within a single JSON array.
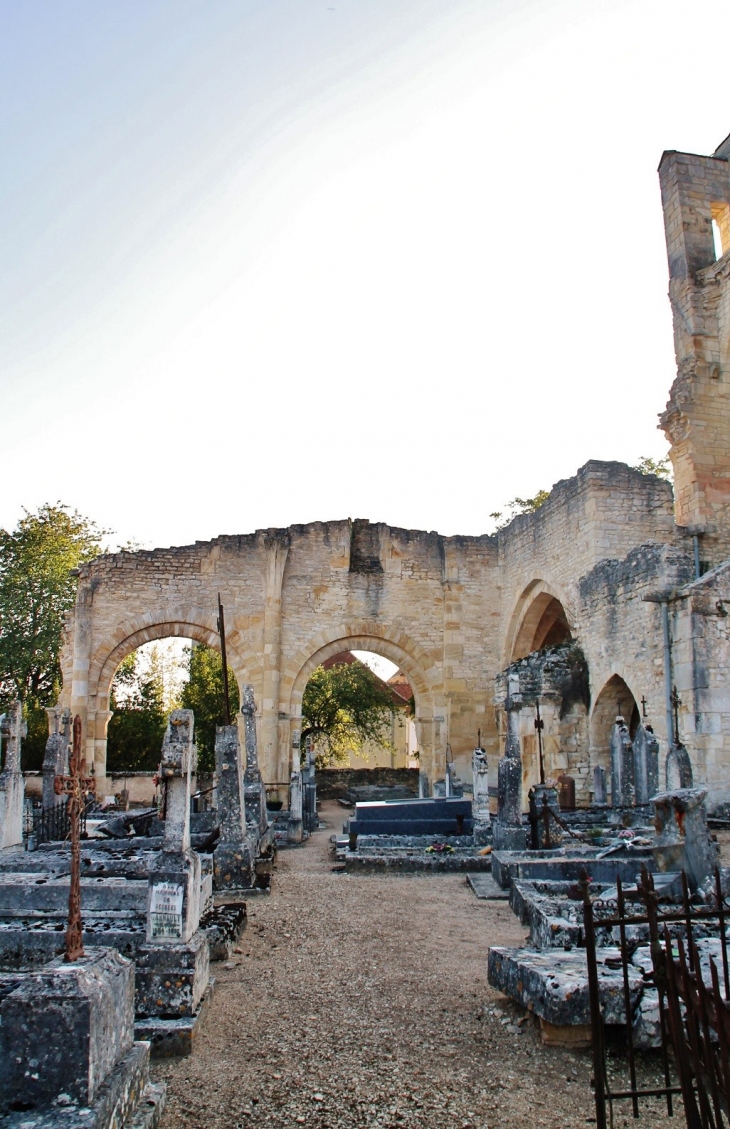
[[661, 600, 674, 753], [217, 594, 231, 727], [535, 701, 545, 785]]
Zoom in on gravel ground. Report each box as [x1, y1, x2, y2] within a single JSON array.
[[154, 802, 678, 1129]]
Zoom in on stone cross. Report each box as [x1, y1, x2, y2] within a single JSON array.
[[610, 715, 634, 806], [653, 786, 717, 890], [159, 710, 196, 855], [53, 714, 96, 961], [0, 701, 27, 850]]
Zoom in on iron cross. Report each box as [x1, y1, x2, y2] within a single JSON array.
[[54, 715, 96, 961]]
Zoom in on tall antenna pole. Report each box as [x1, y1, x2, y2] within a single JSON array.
[[217, 594, 231, 726]]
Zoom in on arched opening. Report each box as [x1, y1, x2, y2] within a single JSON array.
[[590, 674, 640, 799], [300, 649, 418, 772], [104, 635, 239, 797], [507, 582, 573, 663]]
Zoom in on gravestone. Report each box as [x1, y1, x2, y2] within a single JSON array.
[[593, 764, 608, 806], [666, 742, 693, 790], [0, 701, 26, 851], [653, 786, 717, 890], [241, 685, 268, 836], [493, 676, 525, 852], [528, 783, 562, 849], [0, 947, 165, 1125], [610, 716, 634, 806], [633, 723, 659, 803], [213, 719, 253, 891], [472, 743, 490, 846], [136, 711, 210, 1041], [42, 706, 71, 809]]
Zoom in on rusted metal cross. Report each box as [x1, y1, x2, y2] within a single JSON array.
[[54, 715, 96, 962]]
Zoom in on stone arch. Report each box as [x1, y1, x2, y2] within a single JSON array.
[[83, 614, 261, 780], [589, 674, 640, 797], [504, 580, 574, 665], [280, 624, 445, 786]]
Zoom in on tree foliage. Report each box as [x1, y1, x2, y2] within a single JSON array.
[[0, 503, 106, 769], [633, 455, 672, 480], [301, 661, 396, 768], [179, 644, 239, 773], [489, 489, 550, 531], [106, 653, 168, 773]]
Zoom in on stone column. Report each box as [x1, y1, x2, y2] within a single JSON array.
[[633, 723, 660, 804], [0, 701, 26, 850], [471, 743, 490, 846], [42, 707, 71, 809], [493, 676, 525, 852], [69, 579, 94, 768], [610, 716, 634, 807], [260, 530, 290, 787]]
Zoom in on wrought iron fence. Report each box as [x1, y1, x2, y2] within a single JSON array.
[[25, 798, 90, 847], [582, 864, 730, 1129]]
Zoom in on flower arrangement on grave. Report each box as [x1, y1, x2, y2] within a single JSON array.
[[425, 841, 455, 854]]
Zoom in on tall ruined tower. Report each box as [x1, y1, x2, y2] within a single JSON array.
[[659, 135, 730, 568]]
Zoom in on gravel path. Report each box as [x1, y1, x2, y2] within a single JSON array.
[[153, 802, 671, 1128]]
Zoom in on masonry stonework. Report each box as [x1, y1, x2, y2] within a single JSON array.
[[57, 132, 730, 808]]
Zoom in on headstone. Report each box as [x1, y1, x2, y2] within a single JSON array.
[[42, 706, 71, 809], [213, 719, 254, 891], [653, 786, 717, 890], [241, 685, 268, 836], [593, 764, 607, 806], [557, 774, 576, 811], [666, 742, 693, 790], [418, 771, 431, 798], [633, 723, 660, 803], [147, 710, 201, 942], [528, 783, 562, 849], [289, 766, 303, 842], [610, 715, 634, 806], [0, 947, 165, 1123], [137, 711, 210, 1033], [0, 701, 26, 850], [493, 675, 525, 852], [472, 743, 490, 845]]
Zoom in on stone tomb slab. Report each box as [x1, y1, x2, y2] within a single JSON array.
[[467, 874, 509, 900]]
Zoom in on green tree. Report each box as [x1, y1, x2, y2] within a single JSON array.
[[180, 645, 239, 772], [633, 455, 672, 480], [0, 503, 107, 769], [301, 661, 396, 768], [106, 652, 169, 772], [489, 488, 550, 531]]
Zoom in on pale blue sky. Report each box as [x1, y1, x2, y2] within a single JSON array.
[[2, 0, 729, 548]]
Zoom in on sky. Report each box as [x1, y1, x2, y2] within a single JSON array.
[[2, 0, 730, 549]]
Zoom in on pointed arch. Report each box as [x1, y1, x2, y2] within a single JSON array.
[[504, 579, 574, 665]]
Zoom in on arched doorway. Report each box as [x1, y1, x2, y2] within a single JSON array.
[[283, 627, 443, 791], [590, 674, 640, 801]]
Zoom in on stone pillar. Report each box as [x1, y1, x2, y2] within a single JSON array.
[[261, 530, 290, 787], [69, 579, 94, 768], [610, 715, 634, 807], [666, 742, 693, 790], [147, 710, 201, 944], [42, 706, 71, 810], [0, 702, 26, 850], [288, 767, 303, 843], [653, 786, 717, 890], [472, 743, 490, 846], [633, 723, 660, 804], [593, 764, 608, 806], [493, 676, 525, 852], [242, 685, 268, 836]]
